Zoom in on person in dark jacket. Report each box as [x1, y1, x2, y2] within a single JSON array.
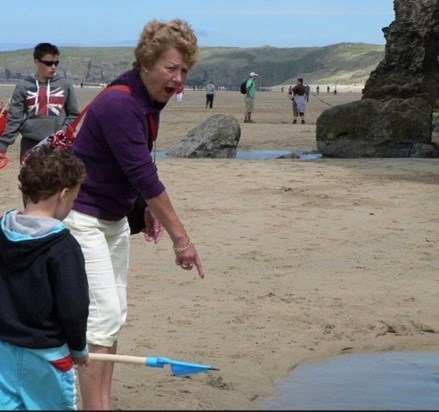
[[205, 79, 216, 108], [63, 18, 205, 410], [291, 77, 307, 124], [0, 144, 89, 410]]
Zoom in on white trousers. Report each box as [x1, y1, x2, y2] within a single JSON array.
[[64, 210, 130, 347]]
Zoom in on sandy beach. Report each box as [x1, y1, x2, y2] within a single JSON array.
[[1, 85, 438, 410]]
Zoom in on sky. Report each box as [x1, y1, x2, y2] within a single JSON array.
[[0, 0, 395, 51]]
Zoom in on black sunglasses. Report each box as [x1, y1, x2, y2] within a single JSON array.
[[38, 59, 60, 67]]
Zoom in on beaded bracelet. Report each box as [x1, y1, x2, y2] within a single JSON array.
[[173, 239, 193, 254]]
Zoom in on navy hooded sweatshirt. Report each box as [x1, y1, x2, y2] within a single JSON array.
[[0, 209, 89, 358]]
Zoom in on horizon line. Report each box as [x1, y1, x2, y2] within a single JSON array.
[[0, 41, 385, 52]]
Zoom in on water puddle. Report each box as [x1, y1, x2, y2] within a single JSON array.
[[236, 150, 321, 160], [155, 150, 322, 160], [259, 351, 439, 410]]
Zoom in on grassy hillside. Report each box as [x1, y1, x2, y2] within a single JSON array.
[[0, 43, 384, 88]]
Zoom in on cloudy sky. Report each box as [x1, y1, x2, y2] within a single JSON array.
[[0, 0, 394, 50]]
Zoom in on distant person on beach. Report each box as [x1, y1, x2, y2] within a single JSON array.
[[244, 71, 258, 123], [205, 79, 216, 108], [316, 85, 320, 95], [63, 18, 205, 410], [0, 43, 79, 163], [175, 84, 184, 103], [0, 144, 89, 410], [304, 83, 310, 102], [291, 77, 307, 124]]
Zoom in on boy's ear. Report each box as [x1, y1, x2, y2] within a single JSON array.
[[58, 187, 69, 201]]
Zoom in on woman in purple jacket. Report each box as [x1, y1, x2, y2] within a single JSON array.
[[64, 18, 205, 410]]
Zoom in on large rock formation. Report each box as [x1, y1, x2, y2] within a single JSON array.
[[166, 114, 241, 158], [316, 0, 439, 158], [363, 0, 439, 106], [317, 97, 437, 157]]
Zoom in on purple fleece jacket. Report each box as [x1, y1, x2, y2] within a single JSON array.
[[71, 69, 166, 221]]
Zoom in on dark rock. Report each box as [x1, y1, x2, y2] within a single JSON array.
[[316, 97, 433, 157], [166, 114, 241, 158], [277, 151, 322, 160], [277, 153, 300, 159], [363, 0, 439, 106], [433, 112, 439, 132], [409, 142, 439, 157], [316, 0, 439, 158]]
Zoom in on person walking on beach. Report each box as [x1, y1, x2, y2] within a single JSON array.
[[0, 43, 79, 162], [0, 144, 89, 410], [63, 18, 205, 410], [244, 71, 258, 123], [291, 77, 307, 124], [304, 83, 310, 102], [205, 79, 216, 108], [175, 84, 184, 103]]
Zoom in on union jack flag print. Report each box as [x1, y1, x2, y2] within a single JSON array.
[[26, 85, 65, 117]]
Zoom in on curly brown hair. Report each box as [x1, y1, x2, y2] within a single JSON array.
[[133, 18, 198, 70], [19, 145, 86, 203]]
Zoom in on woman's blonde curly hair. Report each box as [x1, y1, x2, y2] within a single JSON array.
[[133, 19, 198, 70]]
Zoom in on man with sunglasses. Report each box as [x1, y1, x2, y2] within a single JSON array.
[[0, 43, 79, 162]]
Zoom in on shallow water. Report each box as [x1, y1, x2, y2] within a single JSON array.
[[155, 150, 322, 160], [259, 351, 439, 410]]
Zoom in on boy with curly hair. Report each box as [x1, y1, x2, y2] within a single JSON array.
[[0, 145, 89, 410]]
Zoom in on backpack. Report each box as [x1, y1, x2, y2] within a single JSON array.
[[240, 80, 248, 94]]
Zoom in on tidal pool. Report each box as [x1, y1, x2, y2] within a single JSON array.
[[259, 351, 439, 410], [156, 150, 322, 160]]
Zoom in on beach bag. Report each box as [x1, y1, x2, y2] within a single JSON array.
[[0, 100, 10, 136], [0, 110, 7, 135], [23, 84, 134, 159], [127, 194, 148, 235], [240, 80, 248, 94], [0, 103, 10, 168]]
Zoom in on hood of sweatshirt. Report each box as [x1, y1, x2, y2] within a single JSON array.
[[23, 72, 63, 84], [0, 209, 68, 272]]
